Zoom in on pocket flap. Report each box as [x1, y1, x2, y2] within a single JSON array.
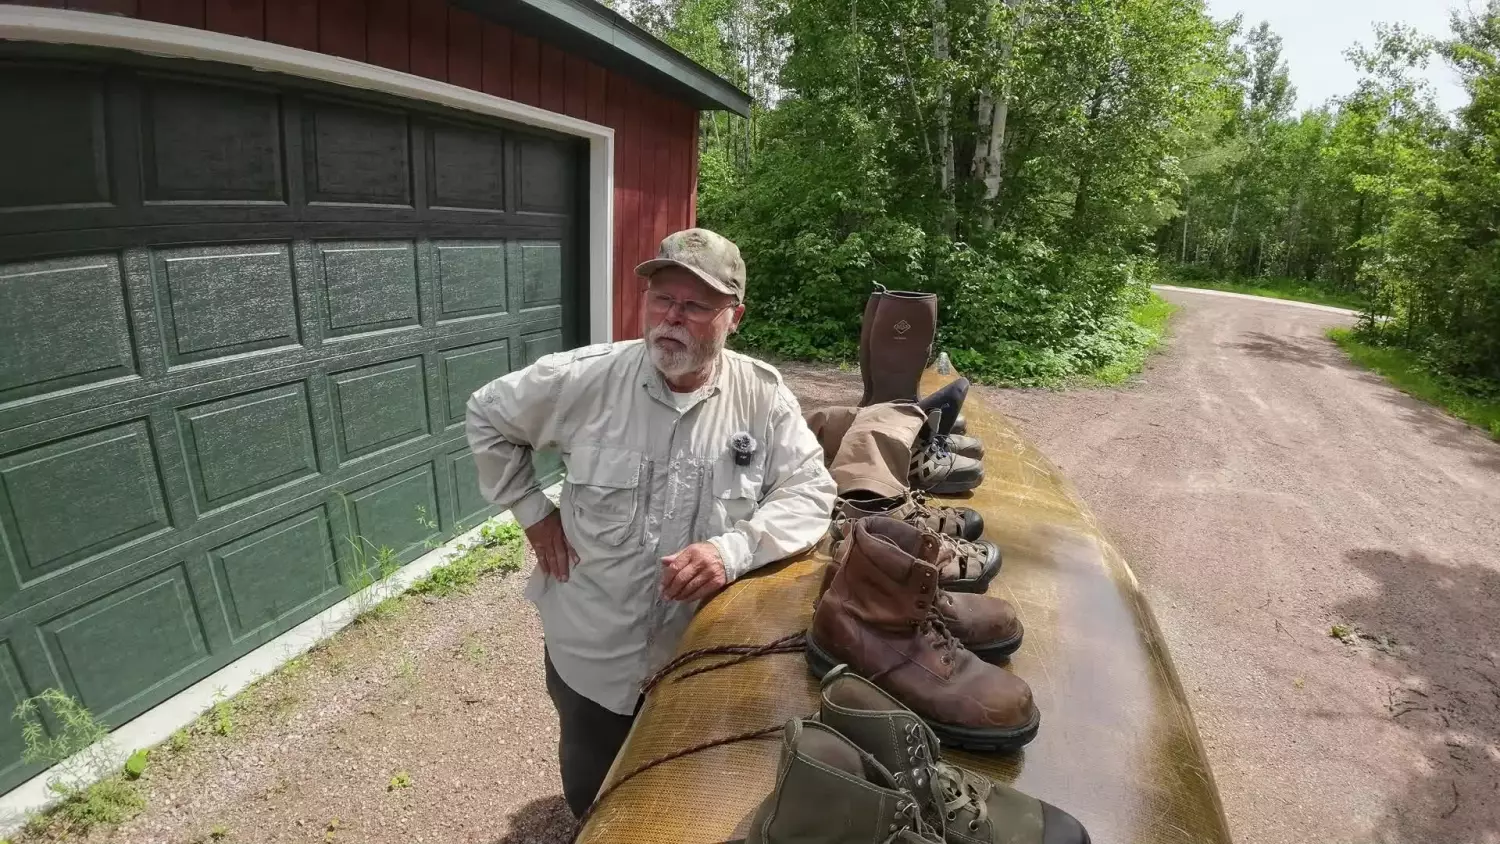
[[713, 457, 765, 500], [564, 445, 642, 488]]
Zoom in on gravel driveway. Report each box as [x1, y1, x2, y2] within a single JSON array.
[[981, 288, 1500, 844]]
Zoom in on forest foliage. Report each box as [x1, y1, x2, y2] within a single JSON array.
[[620, 0, 1500, 393]]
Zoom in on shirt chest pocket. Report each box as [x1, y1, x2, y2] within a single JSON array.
[[563, 445, 642, 547], [709, 453, 765, 533]]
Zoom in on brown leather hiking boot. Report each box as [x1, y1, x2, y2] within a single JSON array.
[[910, 411, 984, 494], [744, 719, 945, 844], [830, 511, 1000, 594], [860, 286, 938, 406], [817, 668, 1092, 844], [836, 490, 985, 541], [815, 548, 1023, 662], [807, 517, 1040, 752]]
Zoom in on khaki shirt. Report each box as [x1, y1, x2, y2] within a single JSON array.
[[464, 339, 836, 714]]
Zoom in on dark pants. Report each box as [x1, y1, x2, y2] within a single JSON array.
[[543, 648, 642, 818]]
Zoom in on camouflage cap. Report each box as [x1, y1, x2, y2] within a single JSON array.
[[634, 228, 746, 301]]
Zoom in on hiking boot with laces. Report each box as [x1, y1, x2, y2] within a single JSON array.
[[817, 668, 1092, 844], [815, 545, 1023, 662], [807, 517, 1040, 752], [831, 514, 1001, 594], [743, 718, 946, 844], [910, 411, 984, 495], [835, 490, 985, 541]]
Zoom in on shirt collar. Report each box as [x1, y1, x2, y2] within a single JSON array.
[[639, 349, 724, 407]]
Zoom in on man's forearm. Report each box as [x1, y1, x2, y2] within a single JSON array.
[[708, 452, 836, 581], [465, 399, 557, 529]]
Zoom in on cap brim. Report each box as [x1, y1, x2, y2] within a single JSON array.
[[635, 258, 738, 298]]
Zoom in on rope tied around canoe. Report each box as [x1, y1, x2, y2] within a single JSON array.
[[573, 631, 811, 839]]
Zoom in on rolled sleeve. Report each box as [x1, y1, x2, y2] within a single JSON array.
[[464, 357, 569, 526], [711, 387, 837, 583]]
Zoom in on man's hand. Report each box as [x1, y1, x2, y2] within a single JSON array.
[[660, 542, 727, 602], [525, 510, 579, 582]]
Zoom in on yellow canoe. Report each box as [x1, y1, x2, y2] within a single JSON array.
[[577, 371, 1232, 844]]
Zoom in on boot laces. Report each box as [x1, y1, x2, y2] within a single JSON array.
[[896, 719, 990, 834], [919, 608, 960, 662], [881, 796, 943, 844]]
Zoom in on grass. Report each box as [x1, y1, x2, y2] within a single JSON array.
[[24, 776, 146, 838], [1163, 271, 1368, 311], [408, 521, 525, 597], [1085, 293, 1180, 385], [1328, 328, 1500, 441]]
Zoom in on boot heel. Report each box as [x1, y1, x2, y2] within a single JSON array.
[[804, 637, 841, 679]]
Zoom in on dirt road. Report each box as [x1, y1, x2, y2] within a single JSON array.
[[980, 288, 1500, 844]]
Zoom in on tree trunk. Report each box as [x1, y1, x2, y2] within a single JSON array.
[[970, 0, 1018, 205], [933, 0, 953, 196], [1180, 185, 1191, 263]]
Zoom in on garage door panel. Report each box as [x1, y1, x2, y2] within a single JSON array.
[[341, 462, 441, 566], [327, 357, 431, 465], [0, 419, 174, 588], [176, 381, 322, 516], [139, 75, 286, 205], [301, 96, 414, 208], [515, 239, 564, 310], [37, 559, 211, 721], [427, 119, 507, 212], [434, 240, 509, 322], [514, 135, 574, 215], [438, 339, 511, 429], [0, 641, 31, 783], [208, 504, 340, 644], [315, 240, 423, 339], [0, 63, 112, 215], [0, 253, 139, 405], [153, 242, 302, 367]]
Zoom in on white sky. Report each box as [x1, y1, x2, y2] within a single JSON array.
[[1204, 0, 1470, 114]]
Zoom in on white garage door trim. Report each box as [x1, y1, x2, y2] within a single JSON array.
[[0, 4, 616, 347]]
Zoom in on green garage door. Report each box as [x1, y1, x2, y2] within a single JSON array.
[[0, 46, 585, 791]]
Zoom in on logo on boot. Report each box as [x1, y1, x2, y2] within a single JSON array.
[[893, 319, 911, 339]]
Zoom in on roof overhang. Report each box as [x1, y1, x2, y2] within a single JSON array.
[[454, 0, 752, 117]]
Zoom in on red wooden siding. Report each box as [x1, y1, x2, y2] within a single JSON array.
[[16, 0, 700, 342]]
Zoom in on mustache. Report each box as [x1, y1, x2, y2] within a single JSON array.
[[649, 324, 693, 345]]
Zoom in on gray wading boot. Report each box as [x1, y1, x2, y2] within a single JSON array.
[[917, 378, 985, 459], [744, 719, 945, 844], [818, 668, 1092, 844], [910, 410, 984, 495]]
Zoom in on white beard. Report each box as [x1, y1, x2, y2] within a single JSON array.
[[647, 323, 722, 381]]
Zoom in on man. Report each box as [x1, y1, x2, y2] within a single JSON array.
[[465, 228, 837, 819]]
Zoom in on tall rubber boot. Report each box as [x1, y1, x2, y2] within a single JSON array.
[[857, 286, 884, 406], [859, 288, 937, 406]]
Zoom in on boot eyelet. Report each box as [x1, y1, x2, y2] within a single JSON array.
[[947, 812, 957, 821], [970, 821, 981, 832]]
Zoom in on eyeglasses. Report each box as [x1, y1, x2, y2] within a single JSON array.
[[644, 290, 737, 323]]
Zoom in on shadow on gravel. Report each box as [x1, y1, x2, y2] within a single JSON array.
[[1334, 549, 1500, 844], [491, 794, 577, 844], [1369, 383, 1500, 473], [1226, 332, 1350, 368]]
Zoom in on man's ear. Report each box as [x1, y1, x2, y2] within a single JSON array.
[[729, 303, 746, 333]]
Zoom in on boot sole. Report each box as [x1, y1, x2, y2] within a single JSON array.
[[967, 627, 1023, 661], [923, 468, 986, 495], [804, 637, 1039, 753]]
